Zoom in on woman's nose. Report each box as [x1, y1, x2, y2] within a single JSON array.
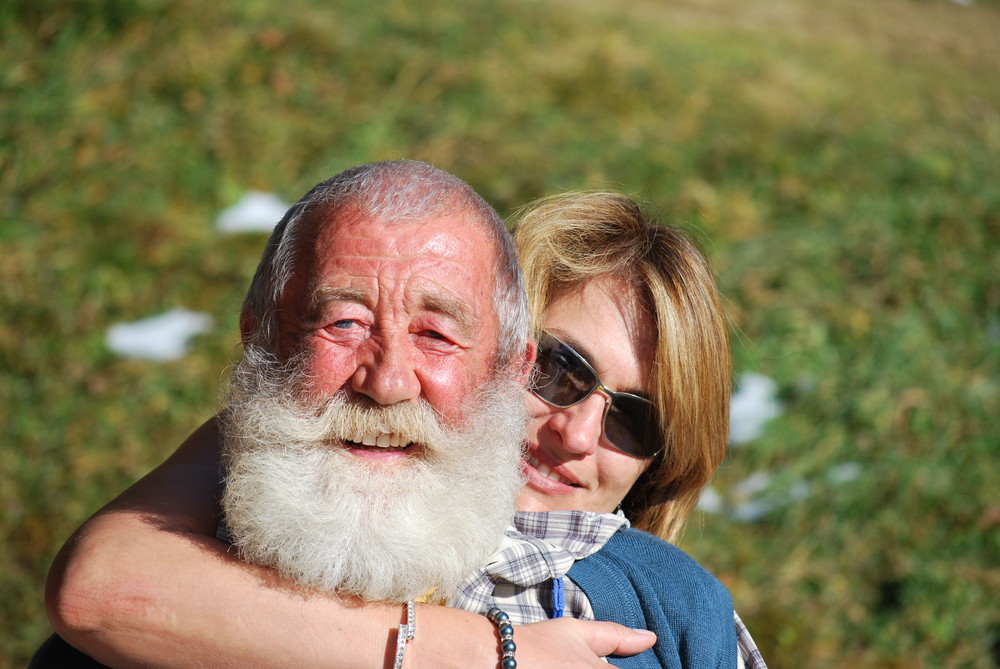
[[549, 393, 608, 457]]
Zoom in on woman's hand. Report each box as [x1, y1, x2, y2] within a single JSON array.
[[410, 612, 656, 669], [515, 618, 657, 667]]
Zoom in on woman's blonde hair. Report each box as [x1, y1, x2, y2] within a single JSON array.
[[513, 192, 731, 542]]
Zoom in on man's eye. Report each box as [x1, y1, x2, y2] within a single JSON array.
[[421, 330, 447, 340], [330, 320, 355, 329]]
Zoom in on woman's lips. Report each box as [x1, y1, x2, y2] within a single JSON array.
[[523, 451, 582, 494]]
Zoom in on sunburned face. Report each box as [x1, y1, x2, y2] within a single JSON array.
[[224, 205, 533, 601], [517, 276, 656, 514], [269, 207, 503, 462]]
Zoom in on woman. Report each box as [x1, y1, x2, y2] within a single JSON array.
[[42, 192, 762, 668], [516, 191, 729, 538], [449, 191, 746, 668]]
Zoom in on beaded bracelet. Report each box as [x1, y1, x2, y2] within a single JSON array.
[[486, 607, 517, 669], [392, 600, 416, 669]]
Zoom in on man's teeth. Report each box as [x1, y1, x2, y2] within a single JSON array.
[[357, 433, 408, 448], [526, 453, 575, 486]]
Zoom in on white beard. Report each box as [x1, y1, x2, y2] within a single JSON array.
[[220, 347, 528, 603]]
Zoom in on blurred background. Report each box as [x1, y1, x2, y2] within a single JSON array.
[[2, 0, 998, 666]]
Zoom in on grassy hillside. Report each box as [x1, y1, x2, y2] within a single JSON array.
[[2, 0, 998, 666]]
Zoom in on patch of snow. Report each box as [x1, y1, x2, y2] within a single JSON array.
[[728, 470, 774, 521], [696, 486, 724, 514], [106, 308, 213, 361], [729, 499, 773, 523], [216, 191, 290, 233], [826, 461, 862, 485], [787, 478, 811, 502], [726, 469, 812, 523], [729, 373, 782, 445], [731, 470, 773, 499]]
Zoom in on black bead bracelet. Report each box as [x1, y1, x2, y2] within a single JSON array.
[[486, 607, 516, 669]]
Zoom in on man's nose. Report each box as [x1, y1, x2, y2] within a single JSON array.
[[351, 334, 421, 405], [550, 393, 607, 457]]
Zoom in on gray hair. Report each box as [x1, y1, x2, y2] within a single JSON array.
[[242, 160, 528, 367]]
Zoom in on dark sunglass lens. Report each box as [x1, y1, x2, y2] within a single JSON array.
[[533, 342, 596, 407], [604, 396, 660, 458]]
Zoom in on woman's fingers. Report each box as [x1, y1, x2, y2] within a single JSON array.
[[514, 618, 656, 667]]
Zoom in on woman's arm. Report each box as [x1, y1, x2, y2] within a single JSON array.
[[45, 418, 654, 669]]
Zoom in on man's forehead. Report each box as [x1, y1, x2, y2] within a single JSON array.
[[300, 210, 498, 321], [310, 206, 491, 257]]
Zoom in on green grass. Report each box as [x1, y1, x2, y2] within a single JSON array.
[[3, 0, 999, 666]]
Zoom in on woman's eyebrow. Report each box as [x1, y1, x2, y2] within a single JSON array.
[[547, 329, 652, 400], [546, 329, 594, 361]]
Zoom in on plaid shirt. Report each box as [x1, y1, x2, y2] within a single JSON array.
[[451, 509, 624, 623], [451, 509, 768, 669]]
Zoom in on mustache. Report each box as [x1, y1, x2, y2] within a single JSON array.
[[222, 343, 510, 464], [229, 390, 446, 447]]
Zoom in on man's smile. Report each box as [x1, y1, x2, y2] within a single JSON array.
[[351, 433, 408, 448], [344, 433, 419, 459]]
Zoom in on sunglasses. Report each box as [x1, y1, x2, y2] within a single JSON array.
[[530, 332, 662, 459]]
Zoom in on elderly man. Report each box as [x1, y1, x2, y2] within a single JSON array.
[[215, 159, 534, 603], [37, 161, 654, 668]]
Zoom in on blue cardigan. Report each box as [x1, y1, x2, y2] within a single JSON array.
[[568, 528, 737, 669]]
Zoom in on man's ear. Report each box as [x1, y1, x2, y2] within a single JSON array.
[[513, 339, 537, 386], [239, 310, 258, 347]]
